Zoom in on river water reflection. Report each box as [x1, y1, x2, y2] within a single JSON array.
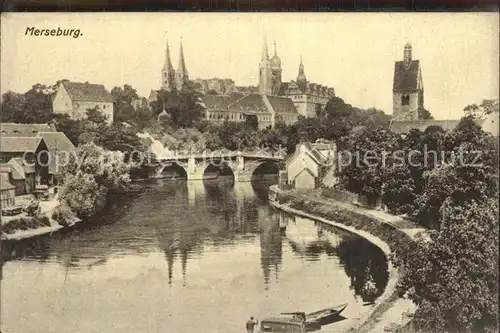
[[1, 179, 388, 333]]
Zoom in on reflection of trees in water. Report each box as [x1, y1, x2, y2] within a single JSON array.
[[337, 237, 389, 303], [260, 216, 283, 287]]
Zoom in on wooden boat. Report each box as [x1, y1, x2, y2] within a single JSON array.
[[306, 303, 348, 324], [279, 303, 348, 331]]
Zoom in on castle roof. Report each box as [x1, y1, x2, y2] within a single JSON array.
[[227, 94, 270, 113], [393, 60, 420, 92], [267, 96, 299, 115], [61, 81, 114, 103]]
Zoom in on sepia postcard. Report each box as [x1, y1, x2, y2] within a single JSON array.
[[0, 12, 499, 333]]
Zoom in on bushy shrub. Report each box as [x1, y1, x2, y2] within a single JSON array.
[[51, 202, 78, 226], [1, 216, 51, 234]]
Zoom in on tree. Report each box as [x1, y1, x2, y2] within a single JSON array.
[[464, 99, 499, 119], [51, 113, 83, 145], [156, 88, 204, 128], [1, 85, 54, 123], [1, 91, 27, 122], [57, 143, 132, 219], [394, 198, 499, 333], [338, 127, 399, 203]]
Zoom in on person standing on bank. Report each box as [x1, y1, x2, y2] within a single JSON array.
[[246, 316, 259, 333]]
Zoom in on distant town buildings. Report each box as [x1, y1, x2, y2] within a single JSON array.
[[52, 81, 115, 124], [258, 39, 335, 118], [199, 93, 299, 130], [392, 42, 425, 120], [149, 35, 339, 128]]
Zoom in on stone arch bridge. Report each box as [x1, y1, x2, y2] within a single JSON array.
[[155, 150, 285, 182]]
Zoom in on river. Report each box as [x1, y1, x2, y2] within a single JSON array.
[[1, 178, 389, 333]]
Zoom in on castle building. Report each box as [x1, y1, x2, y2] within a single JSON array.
[[258, 39, 335, 118], [392, 42, 424, 120], [161, 37, 189, 92]]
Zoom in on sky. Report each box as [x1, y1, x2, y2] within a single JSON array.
[[1, 13, 498, 119]]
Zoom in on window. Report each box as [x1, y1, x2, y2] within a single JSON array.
[[401, 95, 410, 106]]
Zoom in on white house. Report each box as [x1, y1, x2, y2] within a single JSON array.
[[284, 140, 337, 190], [52, 81, 114, 124]]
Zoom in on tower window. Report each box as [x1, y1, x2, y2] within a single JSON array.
[[401, 95, 410, 106]]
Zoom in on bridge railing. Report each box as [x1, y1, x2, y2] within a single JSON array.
[[157, 148, 286, 160]]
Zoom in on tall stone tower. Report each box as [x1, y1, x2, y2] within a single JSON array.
[[259, 36, 273, 95], [161, 36, 176, 91], [392, 42, 424, 120], [175, 38, 189, 91], [270, 41, 282, 95]]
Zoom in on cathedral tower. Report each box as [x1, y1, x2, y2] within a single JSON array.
[[161, 36, 176, 91], [270, 41, 282, 95], [175, 38, 189, 91], [392, 42, 424, 120], [259, 36, 273, 95]]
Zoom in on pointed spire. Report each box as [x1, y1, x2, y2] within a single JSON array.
[[163, 32, 174, 72], [273, 40, 277, 56], [297, 55, 306, 82], [261, 34, 269, 62], [178, 36, 187, 74]]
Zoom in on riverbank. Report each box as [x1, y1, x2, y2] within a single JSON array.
[[268, 185, 425, 333], [1, 195, 81, 241]]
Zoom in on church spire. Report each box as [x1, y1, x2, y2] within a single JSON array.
[[175, 37, 189, 90], [163, 35, 174, 72], [273, 40, 277, 57], [261, 34, 269, 63], [178, 37, 188, 76], [161, 32, 176, 91]]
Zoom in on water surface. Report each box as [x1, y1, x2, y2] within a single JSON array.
[[1, 179, 388, 333]]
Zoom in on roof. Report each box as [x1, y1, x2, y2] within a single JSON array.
[[36, 132, 75, 152], [393, 60, 420, 92], [0, 137, 44, 153], [61, 81, 114, 102], [0, 174, 16, 191], [227, 94, 270, 114], [267, 96, 299, 115], [0, 123, 56, 137], [7, 157, 32, 179]]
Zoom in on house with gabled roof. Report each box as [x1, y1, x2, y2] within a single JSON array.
[[284, 140, 337, 190], [52, 81, 114, 124], [0, 137, 50, 188], [0, 123, 76, 182]]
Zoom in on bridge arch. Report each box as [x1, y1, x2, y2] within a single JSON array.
[[157, 161, 188, 179], [202, 159, 236, 182], [248, 160, 281, 181]]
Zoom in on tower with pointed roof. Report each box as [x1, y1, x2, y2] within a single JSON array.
[[259, 36, 273, 95], [175, 38, 189, 91], [296, 56, 307, 90], [393, 42, 424, 120], [161, 35, 176, 91], [270, 41, 282, 95]]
